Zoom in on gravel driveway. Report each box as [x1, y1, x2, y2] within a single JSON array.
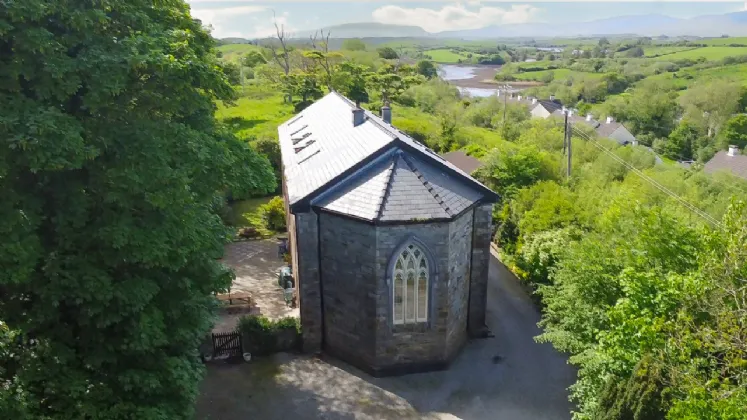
[[196, 250, 576, 420]]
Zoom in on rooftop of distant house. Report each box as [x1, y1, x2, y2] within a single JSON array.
[[704, 145, 747, 180], [441, 151, 483, 175]]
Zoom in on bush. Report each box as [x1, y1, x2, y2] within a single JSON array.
[[238, 315, 301, 356], [259, 197, 286, 232]]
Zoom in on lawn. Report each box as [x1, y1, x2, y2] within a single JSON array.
[[651, 46, 747, 60], [216, 87, 295, 141], [514, 68, 603, 81], [217, 43, 263, 62]]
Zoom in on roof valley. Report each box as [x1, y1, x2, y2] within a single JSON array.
[[374, 157, 397, 221]]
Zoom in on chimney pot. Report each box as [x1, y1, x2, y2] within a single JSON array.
[[606, 116, 614, 124], [728, 145, 740, 157], [381, 101, 392, 124], [352, 104, 365, 127], [586, 114, 593, 122]]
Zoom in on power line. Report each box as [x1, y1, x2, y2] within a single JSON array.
[[570, 127, 722, 227]]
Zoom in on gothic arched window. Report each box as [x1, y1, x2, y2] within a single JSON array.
[[392, 243, 429, 325]]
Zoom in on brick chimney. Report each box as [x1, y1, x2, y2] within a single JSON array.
[[728, 145, 740, 157], [352, 101, 365, 127]]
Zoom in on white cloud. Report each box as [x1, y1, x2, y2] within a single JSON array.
[[372, 3, 540, 32], [190, 5, 296, 39], [191, 5, 267, 38]]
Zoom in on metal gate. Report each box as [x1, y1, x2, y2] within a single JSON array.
[[212, 331, 242, 358]]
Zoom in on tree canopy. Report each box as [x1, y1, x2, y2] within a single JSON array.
[[0, 1, 275, 417]]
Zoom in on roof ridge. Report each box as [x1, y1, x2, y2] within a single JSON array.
[[374, 154, 397, 221], [401, 153, 454, 217]]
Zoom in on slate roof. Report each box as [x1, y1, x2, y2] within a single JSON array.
[[442, 151, 483, 174], [278, 92, 499, 221], [534, 99, 563, 114], [704, 150, 747, 180]]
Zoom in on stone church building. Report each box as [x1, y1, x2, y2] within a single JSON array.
[[278, 92, 499, 376]]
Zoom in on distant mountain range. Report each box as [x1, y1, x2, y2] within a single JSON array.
[[273, 11, 747, 40], [440, 11, 747, 39], [294, 22, 429, 39]]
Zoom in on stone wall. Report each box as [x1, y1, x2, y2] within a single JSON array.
[[373, 221, 451, 370], [468, 203, 493, 337], [445, 210, 473, 359], [296, 211, 322, 352], [318, 212, 378, 367]]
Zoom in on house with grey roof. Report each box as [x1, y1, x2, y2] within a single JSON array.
[[442, 150, 483, 174], [278, 92, 499, 376], [552, 110, 637, 146], [704, 145, 747, 180]]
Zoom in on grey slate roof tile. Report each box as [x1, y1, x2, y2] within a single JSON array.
[[278, 92, 499, 221]]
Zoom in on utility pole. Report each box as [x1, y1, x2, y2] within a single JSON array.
[[566, 117, 572, 178], [498, 84, 510, 137], [562, 111, 568, 156]]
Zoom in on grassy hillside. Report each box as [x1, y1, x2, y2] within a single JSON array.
[[216, 85, 294, 141], [217, 44, 262, 62], [514, 68, 603, 81], [651, 46, 747, 60], [700, 36, 747, 45]]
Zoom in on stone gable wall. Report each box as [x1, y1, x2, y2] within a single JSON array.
[[445, 210, 474, 359], [468, 203, 493, 336], [318, 212, 378, 366]]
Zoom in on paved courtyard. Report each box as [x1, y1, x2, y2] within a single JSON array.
[[196, 249, 577, 419], [213, 240, 299, 332]]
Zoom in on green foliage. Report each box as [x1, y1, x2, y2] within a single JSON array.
[[241, 50, 268, 68], [250, 197, 286, 233], [0, 1, 276, 418], [475, 145, 558, 199], [416, 60, 438, 79], [237, 316, 301, 356], [595, 355, 668, 420], [222, 61, 243, 85], [341, 38, 367, 51], [377, 47, 399, 60], [718, 113, 747, 149]]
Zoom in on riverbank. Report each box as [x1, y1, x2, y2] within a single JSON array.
[[439, 64, 543, 97]]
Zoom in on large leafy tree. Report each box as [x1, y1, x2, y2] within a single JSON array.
[[0, 1, 275, 418]]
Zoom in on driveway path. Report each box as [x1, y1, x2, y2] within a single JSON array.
[[196, 251, 576, 419], [213, 240, 299, 332]]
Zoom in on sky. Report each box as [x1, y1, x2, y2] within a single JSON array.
[[187, 1, 747, 38]]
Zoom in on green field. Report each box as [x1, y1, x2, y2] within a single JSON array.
[[216, 86, 294, 141], [647, 63, 747, 91], [700, 37, 747, 46], [652, 46, 747, 60], [514, 68, 603, 81], [644, 46, 698, 57], [424, 48, 474, 63], [217, 43, 262, 62]]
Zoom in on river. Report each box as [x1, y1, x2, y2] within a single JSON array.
[[439, 64, 533, 98]]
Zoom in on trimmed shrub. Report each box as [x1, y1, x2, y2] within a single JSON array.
[[238, 315, 301, 356]]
